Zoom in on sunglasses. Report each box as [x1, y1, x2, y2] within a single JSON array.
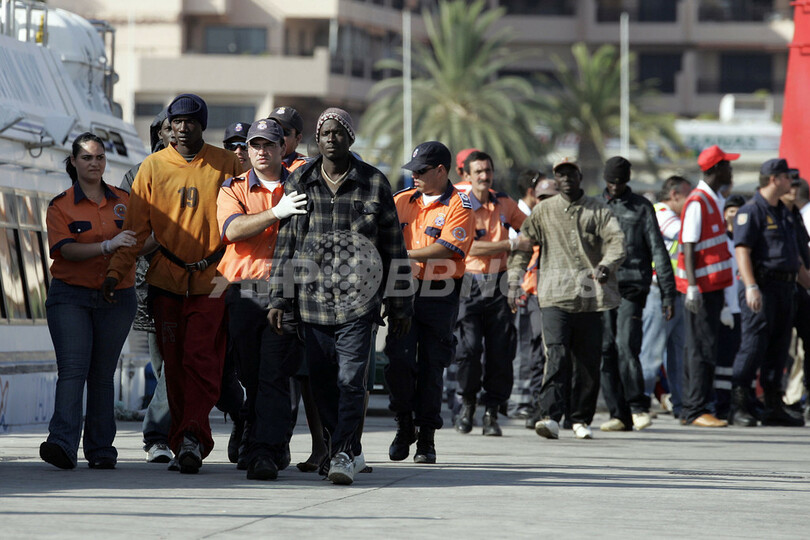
[[225, 141, 247, 151], [413, 165, 437, 176]]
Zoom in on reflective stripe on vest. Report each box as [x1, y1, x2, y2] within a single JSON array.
[[675, 188, 733, 293], [653, 202, 679, 273]]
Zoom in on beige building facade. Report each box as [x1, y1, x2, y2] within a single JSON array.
[[48, 0, 794, 145]]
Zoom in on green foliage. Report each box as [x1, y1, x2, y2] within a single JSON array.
[[533, 43, 684, 185], [361, 0, 543, 172]]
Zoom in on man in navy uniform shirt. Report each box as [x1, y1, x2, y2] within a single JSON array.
[[730, 158, 810, 427]]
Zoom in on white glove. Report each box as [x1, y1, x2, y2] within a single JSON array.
[[107, 230, 137, 251], [745, 284, 762, 313], [272, 191, 307, 220], [684, 285, 702, 314], [720, 305, 734, 329]]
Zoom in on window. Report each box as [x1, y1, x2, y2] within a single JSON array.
[[699, 0, 775, 22], [204, 27, 267, 55], [639, 53, 682, 94], [207, 105, 257, 130], [597, 0, 678, 22], [720, 53, 773, 93], [0, 189, 51, 321], [134, 102, 164, 117], [500, 0, 576, 15]]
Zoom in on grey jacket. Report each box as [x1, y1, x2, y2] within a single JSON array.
[[602, 186, 676, 306]]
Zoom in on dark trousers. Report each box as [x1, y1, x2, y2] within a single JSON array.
[[454, 274, 516, 407], [225, 285, 268, 425], [600, 296, 650, 425], [681, 289, 724, 423], [509, 295, 546, 415], [150, 289, 226, 458], [217, 345, 245, 419], [385, 280, 460, 430], [714, 312, 741, 419], [732, 280, 796, 392], [304, 315, 374, 458], [538, 307, 602, 425], [794, 284, 810, 393], [243, 308, 303, 465]]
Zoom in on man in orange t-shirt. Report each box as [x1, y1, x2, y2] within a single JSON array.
[[386, 141, 473, 464], [216, 119, 307, 480], [103, 93, 241, 474], [453, 150, 530, 437]]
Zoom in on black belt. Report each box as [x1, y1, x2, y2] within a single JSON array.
[[159, 245, 224, 273], [755, 268, 797, 283]]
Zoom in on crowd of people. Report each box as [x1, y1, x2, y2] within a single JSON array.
[[37, 92, 810, 485]]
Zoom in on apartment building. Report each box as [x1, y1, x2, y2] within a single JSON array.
[[48, 0, 794, 145]]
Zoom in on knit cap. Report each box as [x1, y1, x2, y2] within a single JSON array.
[[315, 107, 355, 143], [167, 93, 208, 131]]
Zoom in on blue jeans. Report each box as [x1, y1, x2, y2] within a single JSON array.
[[639, 285, 684, 416], [46, 279, 136, 465], [142, 332, 170, 449], [304, 315, 374, 459]]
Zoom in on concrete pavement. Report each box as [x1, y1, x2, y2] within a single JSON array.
[[1, 398, 808, 539]]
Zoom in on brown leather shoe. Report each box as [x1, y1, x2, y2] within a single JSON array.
[[691, 413, 728, 427]]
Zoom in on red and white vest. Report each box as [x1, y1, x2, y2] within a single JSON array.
[[675, 188, 733, 294]]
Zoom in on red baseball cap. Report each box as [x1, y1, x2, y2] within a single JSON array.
[[456, 148, 480, 171], [697, 145, 740, 172]]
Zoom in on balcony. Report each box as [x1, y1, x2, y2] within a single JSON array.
[[182, 0, 229, 16], [137, 48, 332, 96]]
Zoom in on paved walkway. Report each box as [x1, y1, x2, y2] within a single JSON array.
[[1, 399, 808, 539]]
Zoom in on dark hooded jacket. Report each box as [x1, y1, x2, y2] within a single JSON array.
[[602, 186, 677, 305], [119, 108, 168, 332]]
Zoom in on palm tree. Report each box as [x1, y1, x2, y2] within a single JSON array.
[[533, 43, 683, 190], [361, 0, 543, 174]]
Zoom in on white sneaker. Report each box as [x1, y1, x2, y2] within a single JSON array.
[[534, 418, 559, 439], [327, 452, 355, 485], [632, 412, 653, 431], [572, 423, 592, 439], [146, 442, 173, 463], [600, 418, 627, 431]]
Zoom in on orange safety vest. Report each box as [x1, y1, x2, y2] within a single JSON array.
[[675, 189, 733, 294]]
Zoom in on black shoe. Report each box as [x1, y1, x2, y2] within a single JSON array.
[[39, 442, 75, 470], [762, 392, 805, 427], [246, 456, 278, 481], [276, 444, 291, 471], [455, 400, 475, 434], [227, 416, 244, 464], [525, 410, 542, 429], [389, 414, 417, 461], [88, 457, 116, 469], [413, 428, 436, 464], [178, 433, 203, 474], [562, 418, 573, 430], [482, 407, 502, 437], [730, 386, 757, 427]]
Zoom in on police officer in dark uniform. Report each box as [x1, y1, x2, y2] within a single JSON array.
[[386, 141, 474, 463], [730, 158, 810, 427]]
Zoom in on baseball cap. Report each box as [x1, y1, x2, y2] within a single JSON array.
[[223, 121, 249, 143], [535, 179, 559, 197], [268, 106, 303, 134], [697, 145, 740, 172], [403, 141, 451, 172], [760, 158, 799, 178], [246, 119, 284, 144], [552, 157, 581, 173], [603, 156, 631, 184], [724, 194, 746, 210], [455, 148, 480, 171]]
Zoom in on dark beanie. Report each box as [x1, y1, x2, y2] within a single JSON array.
[[167, 93, 208, 131], [604, 156, 632, 184]]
